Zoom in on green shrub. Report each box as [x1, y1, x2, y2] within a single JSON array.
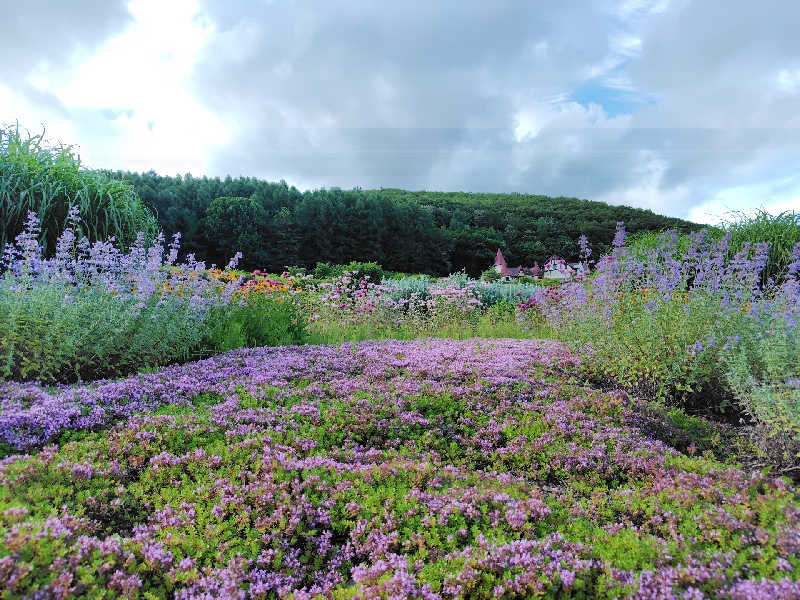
[[0, 282, 308, 383], [722, 317, 800, 466], [557, 290, 745, 415], [483, 299, 517, 324], [313, 261, 337, 279], [480, 267, 501, 282], [285, 265, 308, 277], [0, 282, 207, 383], [536, 278, 564, 288], [343, 261, 384, 282], [204, 292, 307, 352], [312, 261, 384, 283], [0, 124, 158, 257]]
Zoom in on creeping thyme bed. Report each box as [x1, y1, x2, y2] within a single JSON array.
[[1, 339, 799, 599]]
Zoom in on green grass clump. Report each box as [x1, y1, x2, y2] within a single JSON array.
[[0, 124, 157, 257], [723, 209, 800, 284], [204, 290, 308, 352]]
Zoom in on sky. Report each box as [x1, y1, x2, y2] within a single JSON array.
[[2, 0, 799, 224]]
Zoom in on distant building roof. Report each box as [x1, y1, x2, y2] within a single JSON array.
[[495, 249, 507, 268], [494, 250, 540, 277]]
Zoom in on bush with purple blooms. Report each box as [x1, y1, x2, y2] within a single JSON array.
[[0, 339, 798, 598], [518, 221, 800, 467], [0, 209, 304, 383]]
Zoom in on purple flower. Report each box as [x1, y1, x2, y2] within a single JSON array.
[[612, 221, 627, 248]]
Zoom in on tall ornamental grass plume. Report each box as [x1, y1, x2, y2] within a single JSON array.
[[0, 208, 243, 383], [0, 123, 158, 258], [518, 224, 800, 469]]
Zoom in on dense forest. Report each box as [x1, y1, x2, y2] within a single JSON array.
[[113, 171, 700, 276]]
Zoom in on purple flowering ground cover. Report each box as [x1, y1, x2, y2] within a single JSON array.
[[1, 339, 799, 599]]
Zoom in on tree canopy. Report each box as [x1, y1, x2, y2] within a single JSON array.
[[114, 171, 700, 276]]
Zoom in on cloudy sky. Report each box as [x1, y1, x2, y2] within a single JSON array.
[[3, 0, 799, 223]]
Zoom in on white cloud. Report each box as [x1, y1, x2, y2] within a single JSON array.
[[688, 174, 800, 225], [610, 33, 642, 58], [4, 0, 800, 221], [595, 150, 692, 213], [777, 68, 800, 94], [4, 0, 227, 175], [615, 0, 672, 20]]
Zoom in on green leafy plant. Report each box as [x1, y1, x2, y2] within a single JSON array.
[[0, 282, 205, 382], [722, 316, 800, 467], [204, 291, 307, 352], [312, 261, 385, 283], [479, 267, 501, 282], [561, 291, 741, 413]]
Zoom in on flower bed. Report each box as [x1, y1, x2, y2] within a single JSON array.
[[1, 339, 798, 598], [517, 224, 800, 468]]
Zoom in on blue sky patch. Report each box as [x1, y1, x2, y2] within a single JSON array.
[[569, 80, 656, 118]]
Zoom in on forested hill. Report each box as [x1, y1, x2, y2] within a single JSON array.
[[114, 171, 700, 276]]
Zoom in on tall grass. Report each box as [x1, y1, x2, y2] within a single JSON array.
[[722, 209, 800, 284], [0, 124, 158, 258]]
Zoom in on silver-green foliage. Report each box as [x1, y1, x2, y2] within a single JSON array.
[[384, 275, 435, 301], [385, 273, 542, 308], [478, 281, 543, 307], [0, 281, 206, 383], [723, 316, 800, 441]]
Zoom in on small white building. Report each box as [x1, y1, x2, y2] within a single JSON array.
[[543, 257, 589, 280], [543, 257, 568, 280], [569, 262, 588, 276]]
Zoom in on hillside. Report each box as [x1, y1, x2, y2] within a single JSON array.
[[376, 188, 699, 274], [116, 171, 700, 275]]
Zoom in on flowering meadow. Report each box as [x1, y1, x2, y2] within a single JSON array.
[[2, 338, 799, 599], [2, 204, 800, 598], [304, 271, 540, 343]]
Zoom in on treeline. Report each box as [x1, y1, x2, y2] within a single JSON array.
[[114, 171, 700, 276]]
